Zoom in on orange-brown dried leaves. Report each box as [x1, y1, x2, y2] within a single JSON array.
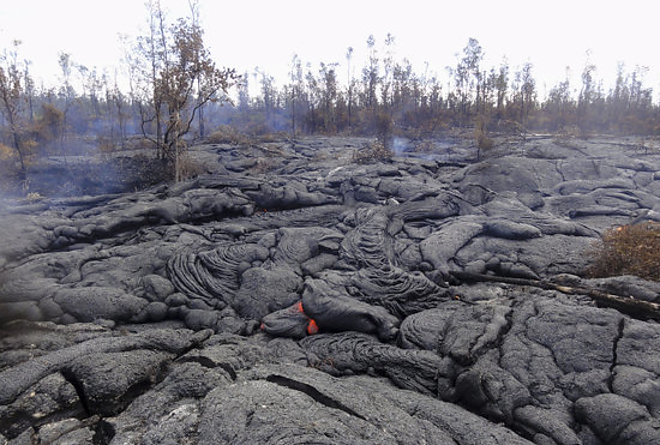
[[587, 222, 660, 281]]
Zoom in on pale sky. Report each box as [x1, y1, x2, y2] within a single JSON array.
[[1, 0, 659, 99]]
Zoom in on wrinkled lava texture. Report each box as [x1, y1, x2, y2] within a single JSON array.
[[2, 135, 660, 445]]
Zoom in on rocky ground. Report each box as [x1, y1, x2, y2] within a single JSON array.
[[1, 134, 660, 445]]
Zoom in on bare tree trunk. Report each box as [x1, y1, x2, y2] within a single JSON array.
[[197, 104, 205, 139], [11, 127, 25, 177], [173, 111, 182, 182], [156, 101, 163, 159], [4, 110, 26, 178], [450, 271, 660, 322], [115, 99, 126, 149], [291, 94, 296, 135], [174, 137, 180, 182]]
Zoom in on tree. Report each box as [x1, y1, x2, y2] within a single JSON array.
[[286, 55, 303, 134], [610, 64, 655, 134], [102, 71, 129, 149], [57, 52, 75, 145], [23, 60, 35, 124], [450, 38, 484, 125], [380, 33, 396, 109], [346, 47, 354, 129], [0, 40, 31, 178], [258, 68, 276, 125], [216, 36, 660, 140], [128, 0, 237, 180], [318, 62, 338, 132], [186, 0, 207, 140], [362, 35, 379, 111], [304, 66, 320, 133], [628, 66, 653, 114], [494, 59, 509, 120], [577, 52, 598, 133], [391, 58, 415, 126], [237, 71, 250, 111], [546, 67, 574, 131], [518, 62, 536, 129]]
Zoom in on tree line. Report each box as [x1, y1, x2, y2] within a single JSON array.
[[229, 36, 657, 140], [1, 2, 658, 182]]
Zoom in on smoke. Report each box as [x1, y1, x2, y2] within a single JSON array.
[[392, 137, 409, 157], [20, 144, 163, 199], [389, 137, 474, 164]]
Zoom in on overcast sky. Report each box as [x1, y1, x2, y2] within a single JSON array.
[[1, 0, 659, 99]]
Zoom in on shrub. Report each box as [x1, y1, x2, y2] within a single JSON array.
[[475, 128, 494, 150], [474, 116, 494, 157], [586, 222, 660, 281], [352, 140, 392, 164], [177, 153, 206, 181], [207, 125, 250, 145], [32, 103, 64, 144], [256, 132, 288, 143]]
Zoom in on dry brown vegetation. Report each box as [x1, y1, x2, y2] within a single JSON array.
[[586, 222, 660, 281], [250, 156, 278, 174], [176, 153, 206, 181], [207, 125, 251, 145], [474, 117, 495, 154], [352, 140, 392, 164]]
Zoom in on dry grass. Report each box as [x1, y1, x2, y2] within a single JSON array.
[[256, 132, 288, 143], [250, 157, 277, 174], [586, 222, 660, 281], [207, 125, 251, 145], [474, 123, 494, 150], [352, 140, 392, 164], [177, 153, 207, 181], [476, 133, 494, 151]]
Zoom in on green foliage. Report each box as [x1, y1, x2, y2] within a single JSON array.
[[586, 222, 660, 282]]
